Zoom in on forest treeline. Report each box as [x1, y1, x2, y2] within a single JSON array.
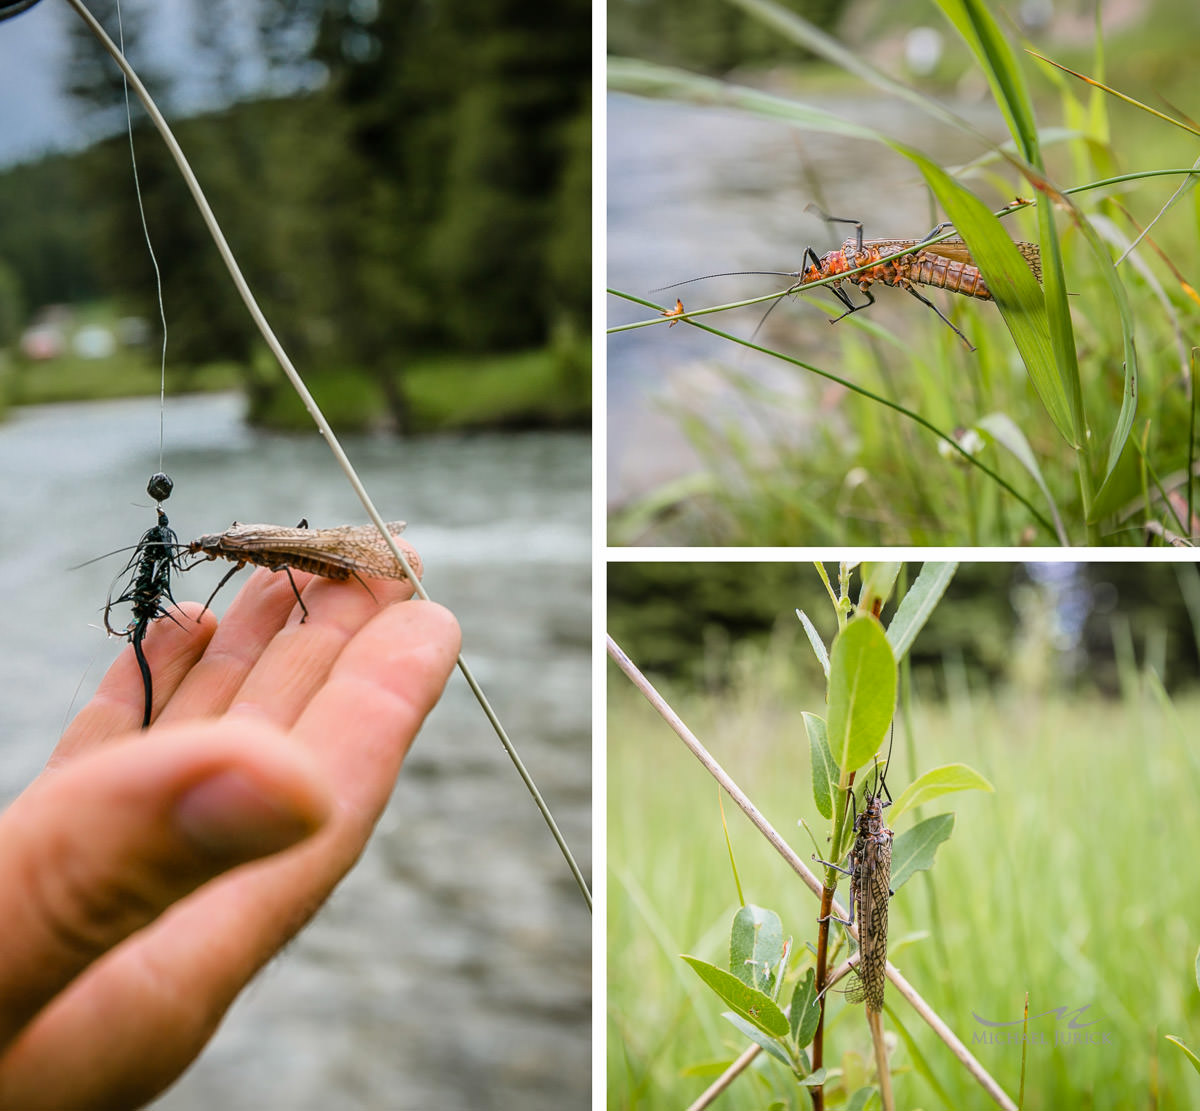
[[0, 0, 589, 431], [607, 562, 1200, 696]]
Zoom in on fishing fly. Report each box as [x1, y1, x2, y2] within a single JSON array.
[[184, 520, 415, 622], [102, 472, 187, 728], [657, 211, 1043, 352], [814, 737, 895, 1013]]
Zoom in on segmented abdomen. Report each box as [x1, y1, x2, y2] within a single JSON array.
[[908, 253, 992, 300]]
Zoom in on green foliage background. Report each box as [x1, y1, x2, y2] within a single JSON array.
[[0, 0, 589, 430], [608, 561, 1200, 696], [608, 562, 1200, 1108]]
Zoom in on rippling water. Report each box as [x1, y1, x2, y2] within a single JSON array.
[[0, 393, 591, 1110]]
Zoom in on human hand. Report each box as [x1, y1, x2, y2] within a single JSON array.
[[0, 553, 460, 1108]]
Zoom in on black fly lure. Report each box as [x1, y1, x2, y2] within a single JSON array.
[[103, 473, 187, 727]]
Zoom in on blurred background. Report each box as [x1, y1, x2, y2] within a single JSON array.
[[0, 2, 590, 1108], [607, 0, 1200, 544], [608, 561, 1200, 1109], [0, 0, 589, 429]]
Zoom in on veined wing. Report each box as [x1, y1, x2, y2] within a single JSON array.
[[913, 237, 1043, 281], [193, 522, 409, 579], [846, 832, 891, 1012]]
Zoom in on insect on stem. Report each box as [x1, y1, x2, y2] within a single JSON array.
[[659, 211, 1043, 353], [812, 741, 895, 1014]]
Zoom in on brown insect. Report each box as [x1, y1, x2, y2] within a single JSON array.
[[185, 519, 415, 621], [661, 298, 686, 326], [815, 746, 894, 1013]]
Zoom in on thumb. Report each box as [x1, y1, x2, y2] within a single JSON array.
[[0, 720, 330, 1050]]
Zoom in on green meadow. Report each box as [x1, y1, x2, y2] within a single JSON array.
[[608, 646, 1200, 1109]]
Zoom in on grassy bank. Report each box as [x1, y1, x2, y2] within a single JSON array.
[[245, 345, 591, 433], [0, 306, 590, 433], [608, 662, 1200, 1109]]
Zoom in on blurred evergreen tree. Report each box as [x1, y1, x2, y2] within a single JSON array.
[[0, 258, 24, 347], [13, 0, 589, 424], [0, 156, 100, 306], [64, 0, 260, 371]]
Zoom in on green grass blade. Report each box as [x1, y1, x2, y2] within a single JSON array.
[[975, 413, 1068, 543], [1065, 205, 1141, 518], [609, 287, 1061, 539], [723, 0, 979, 140], [1027, 50, 1200, 139], [937, 0, 1040, 161], [608, 57, 885, 143], [905, 155, 1071, 443], [934, 0, 1093, 516], [883, 1001, 954, 1106]]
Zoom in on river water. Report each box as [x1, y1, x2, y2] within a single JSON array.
[[0, 393, 591, 1110]]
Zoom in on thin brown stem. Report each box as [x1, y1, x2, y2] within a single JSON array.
[[811, 884, 834, 1110], [684, 1043, 761, 1111], [867, 1008, 895, 1111]]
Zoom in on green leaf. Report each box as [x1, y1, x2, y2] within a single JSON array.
[[799, 1068, 829, 1088], [826, 617, 896, 776], [906, 153, 1069, 445], [886, 563, 958, 662], [724, 1013, 794, 1067], [889, 764, 995, 823], [797, 609, 830, 679], [936, 0, 1039, 160], [1165, 1035, 1200, 1078], [804, 713, 837, 820], [681, 957, 791, 1038], [858, 563, 901, 615], [890, 813, 955, 891], [730, 905, 785, 994], [1195, 943, 1200, 993], [791, 968, 822, 1048], [974, 414, 1068, 544]]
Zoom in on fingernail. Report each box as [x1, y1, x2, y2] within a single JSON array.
[[175, 770, 322, 857]]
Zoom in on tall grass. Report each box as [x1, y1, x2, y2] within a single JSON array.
[[608, 1, 1200, 545], [608, 658, 1200, 1108]]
